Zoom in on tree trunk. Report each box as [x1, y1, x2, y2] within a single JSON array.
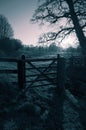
[[66, 0, 86, 55]]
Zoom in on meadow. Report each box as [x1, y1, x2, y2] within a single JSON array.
[[0, 50, 85, 129], [0, 43, 85, 130]]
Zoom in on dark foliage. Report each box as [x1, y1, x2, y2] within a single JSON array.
[[0, 14, 13, 39], [0, 38, 23, 56], [32, 0, 86, 54]]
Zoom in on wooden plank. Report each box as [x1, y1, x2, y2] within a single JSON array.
[[26, 78, 57, 83], [26, 72, 57, 77], [0, 58, 18, 62], [26, 65, 57, 70], [26, 83, 56, 88], [0, 69, 18, 73], [26, 58, 57, 62], [0, 57, 57, 62]]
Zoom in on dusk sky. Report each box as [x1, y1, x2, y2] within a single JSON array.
[[0, 0, 48, 45], [0, 0, 78, 48]]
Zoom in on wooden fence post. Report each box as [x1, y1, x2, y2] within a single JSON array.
[[47, 54, 66, 129], [69, 56, 74, 68], [68, 56, 74, 78], [57, 54, 65, 94], [17, 55, 26, 89]]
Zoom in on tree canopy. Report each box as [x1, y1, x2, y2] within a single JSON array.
[[32, 0, 86, 54], [0, 14, 14, 39], [0, 38, 23, 56]]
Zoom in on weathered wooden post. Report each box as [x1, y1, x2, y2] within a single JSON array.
[[57, 54, 65, 94], [68, 56, 74, 80], [17, 55, 26, 89], [69, 56, 74, 69], [46, 55, 66, 129]]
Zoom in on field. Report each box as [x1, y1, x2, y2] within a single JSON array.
[[0, 55, 86, 130]]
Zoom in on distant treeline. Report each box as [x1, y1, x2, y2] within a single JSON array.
[[0, 37, 82, 58]]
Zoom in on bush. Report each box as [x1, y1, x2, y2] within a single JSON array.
[[0, 38, 23, 56]]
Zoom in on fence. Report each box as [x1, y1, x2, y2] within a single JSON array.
[[0, 55, 86, 89], [0, 55, 85, 129], [0, 54, 65, 91]]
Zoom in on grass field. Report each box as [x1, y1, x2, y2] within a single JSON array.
[[0, 56, 85, 130]]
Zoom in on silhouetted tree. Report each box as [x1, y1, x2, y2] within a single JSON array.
[[0, 14, 13, 39], [0, 38, 23, 56], [11, 39, 23, 50], [32, 0, 86, 55]]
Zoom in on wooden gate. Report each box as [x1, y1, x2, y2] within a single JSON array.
[[17, 54, 65, 94], [26, 57, 57, 88], [0, 55, 65, 91]]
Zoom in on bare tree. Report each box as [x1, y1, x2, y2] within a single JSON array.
[[0, 14, 14, 39], [32, 0, 86, 55]]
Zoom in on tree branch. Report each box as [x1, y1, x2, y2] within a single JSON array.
[[38, 27, 74, 43]]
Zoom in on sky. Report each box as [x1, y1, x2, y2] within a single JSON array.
[[0, 0, 47, 45], [0, 0, 78, 48]]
